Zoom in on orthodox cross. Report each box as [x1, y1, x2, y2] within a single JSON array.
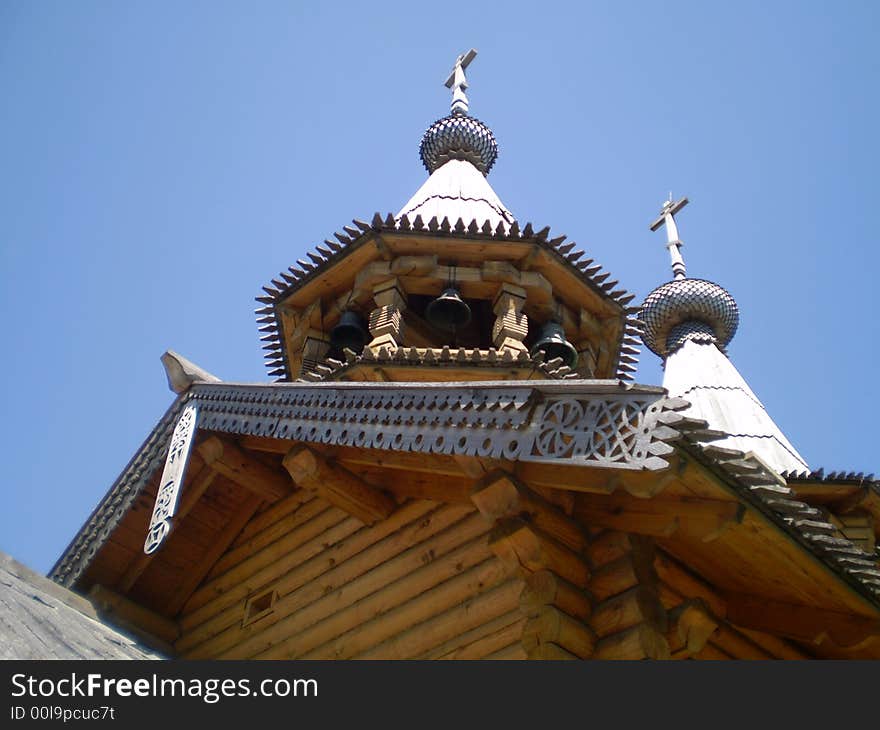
[[445, 48, 478, 116], [650, 195, 689, 280]]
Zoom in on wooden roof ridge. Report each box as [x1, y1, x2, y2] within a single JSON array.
[[254, 213, 641, 382]]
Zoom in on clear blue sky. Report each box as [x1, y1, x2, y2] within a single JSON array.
[[1, 1, 877, 574]]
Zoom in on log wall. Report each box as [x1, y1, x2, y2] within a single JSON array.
[[175, 495, 527, 659], [171, 471, 809, 660]]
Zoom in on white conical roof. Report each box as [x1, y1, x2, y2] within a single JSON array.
[[396, 159, 515, 230], [664, 338, 808, 473]]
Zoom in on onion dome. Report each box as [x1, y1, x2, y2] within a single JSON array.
[[640, 196, 739, 358], [419, 114, 498, 175], [417, 48, 498, 176], [640, 278, 739, 357]]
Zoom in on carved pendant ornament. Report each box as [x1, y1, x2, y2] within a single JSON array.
[[143, 403, 198, 554]]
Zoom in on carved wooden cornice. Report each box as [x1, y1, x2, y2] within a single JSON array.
[[49, 380, 880, 611]]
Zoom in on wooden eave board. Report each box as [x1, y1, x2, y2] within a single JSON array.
[[279, 235, 382, 310], [276, 232, 622, 320], [788, 481, 861, 504], [381, 233, 622, 318], [79, 472, 163, 589], [656, 515, 867, 615], [78, 466, 256, 617], [789, 483, 880, 544], [334, 463, 472, 504], [663, 467, 880, 616]]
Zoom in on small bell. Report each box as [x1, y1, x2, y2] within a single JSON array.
[[330, 310, 369, 353], [530, 321, 578, 369], [426, 286, 472, 330]]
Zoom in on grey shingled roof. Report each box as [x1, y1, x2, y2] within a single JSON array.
[[396, 158, 515, 230], [0, 552, 162, 659]]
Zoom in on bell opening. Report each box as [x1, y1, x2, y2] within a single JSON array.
[[425, 287, 472, 331], [329, 311, 368, 354], [529, 322, 579, 369]]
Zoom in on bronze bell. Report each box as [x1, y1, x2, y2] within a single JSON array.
[[425, 286, 471, 330], [330, 310, 369, 353], [530, 321, 578, 369]]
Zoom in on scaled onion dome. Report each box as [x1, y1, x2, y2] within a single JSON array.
[[640, 278, 739, 358], [419, 110, 499, 175]]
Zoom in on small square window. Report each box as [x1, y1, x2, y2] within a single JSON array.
[[242, 589, 277, 627]]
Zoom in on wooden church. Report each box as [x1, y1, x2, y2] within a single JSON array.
[[49, 51, 880, 660]]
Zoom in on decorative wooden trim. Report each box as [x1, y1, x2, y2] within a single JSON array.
[[117, 466, 217, 592], [195, 382, 678, 471]]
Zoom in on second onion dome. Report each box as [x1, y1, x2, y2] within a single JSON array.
[[639, 197, 739, 358]]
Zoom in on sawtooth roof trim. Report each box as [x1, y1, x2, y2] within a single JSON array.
[[256, 213, 642, 383], [301, 343, 584, 382]]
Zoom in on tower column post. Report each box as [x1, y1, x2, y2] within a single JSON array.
[[368, 278, 407, 349], [492, 283, 529, 353]]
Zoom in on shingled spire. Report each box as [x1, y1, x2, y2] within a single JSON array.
[[397, 49, 515, 230], [640, 197, 809, 474]]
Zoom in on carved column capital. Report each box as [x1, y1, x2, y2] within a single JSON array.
[[492, 283, 529, 353], [368, 278, 407, 348]]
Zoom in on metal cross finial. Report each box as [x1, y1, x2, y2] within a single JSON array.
[[445, 49, 477, 116], [650, 195, 689, 280]]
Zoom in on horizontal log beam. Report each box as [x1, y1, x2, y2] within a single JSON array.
[[283, 445, 395, 525], [198, 436, 294, 502], [574, 494, 745, 542], [725, 592, 880, 649]]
